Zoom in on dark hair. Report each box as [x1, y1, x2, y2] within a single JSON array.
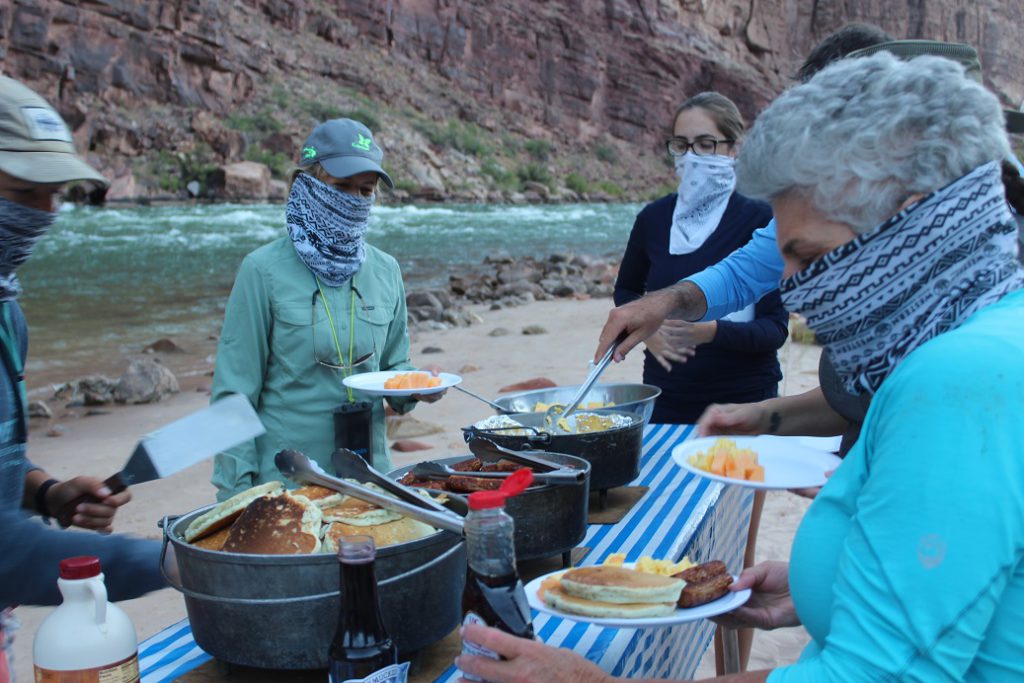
[[796, 23, 895, 82], [1003, 160, 1024, 214], [672, 92, 745, 142]]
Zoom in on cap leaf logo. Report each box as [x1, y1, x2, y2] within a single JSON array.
[[301, 146, 317, 160], [352, 134, 373, 152]]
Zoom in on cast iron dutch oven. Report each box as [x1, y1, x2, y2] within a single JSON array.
[[389, 451, 590, 567], [462, 410, 643, 506], [161, 502, 466, 670]]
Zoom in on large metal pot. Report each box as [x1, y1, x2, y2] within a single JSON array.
[[492, 383, 661, 426], [463, 410, 643, 505], [389, 451, 590, 566], [162, 504, 467, 669]]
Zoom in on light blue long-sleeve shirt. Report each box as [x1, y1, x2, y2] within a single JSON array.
[[684, 218, 783, 322], [771, 290, 1024, 682]]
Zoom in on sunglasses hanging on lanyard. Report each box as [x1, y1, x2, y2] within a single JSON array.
[[315, 276, 375, 464]]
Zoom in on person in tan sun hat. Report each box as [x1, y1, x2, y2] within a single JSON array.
[[0, 77, 167, 682]]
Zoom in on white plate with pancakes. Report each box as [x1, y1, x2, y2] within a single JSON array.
[[524, 563, 750, 628], [342, 371, 461, 396], [673, 435, 842, 491]]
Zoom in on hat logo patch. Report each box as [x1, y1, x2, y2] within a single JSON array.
[[21, 106, 72, 143], [302, 145, 317, 160], [352, 133, 373, 152]]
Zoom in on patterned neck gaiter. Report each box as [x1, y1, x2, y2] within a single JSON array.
[[0, 197, 57, 301], [286, 173, 373, 286], [669, 153, 737, 255], [781, 161, 1024, 395]]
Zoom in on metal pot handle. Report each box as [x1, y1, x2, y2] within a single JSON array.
[[463, 425, 552, 445], [160, 536, 465, 606]]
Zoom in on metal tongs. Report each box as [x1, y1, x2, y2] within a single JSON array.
[[543, 331, 627, 434], [275, 449, 464, 534], [412, 460, 584, 485]]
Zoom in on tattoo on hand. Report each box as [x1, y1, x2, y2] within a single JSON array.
[[768, 411, 782, 434]]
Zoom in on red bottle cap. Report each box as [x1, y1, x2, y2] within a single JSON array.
[[59, 556, 101, 580], [498, 468, 533, 498], [468, 490, 506, 510]]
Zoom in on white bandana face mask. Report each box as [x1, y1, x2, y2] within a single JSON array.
[[669, 153, 737, 255]]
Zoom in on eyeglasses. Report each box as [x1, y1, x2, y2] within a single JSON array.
[[312, 286, 377, 371], [665, 136, 735, 157]]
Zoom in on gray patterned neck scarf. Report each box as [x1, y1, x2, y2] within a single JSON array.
[[781, 161, 1024, 395], [0, 197, 56, 301], [286, 173, 372, 286]]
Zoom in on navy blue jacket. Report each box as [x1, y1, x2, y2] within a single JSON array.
[[614, 192, 788, 423]]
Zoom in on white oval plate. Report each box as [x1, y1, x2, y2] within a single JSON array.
[[524, 563, 750, 628], [341, 371, 461, 396], [673, 435, 842, 491]]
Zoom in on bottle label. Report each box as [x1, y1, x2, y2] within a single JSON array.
[[336, 661, 409, 683], [459, 612, 500, 682], [34, 652, 139, 683]]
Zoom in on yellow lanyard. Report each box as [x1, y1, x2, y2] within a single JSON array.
[[315, 276, 357, 403]]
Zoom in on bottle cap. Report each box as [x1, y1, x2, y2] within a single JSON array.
[[467, 490, 506, 510], [497, 468, 533, 498], [59, 556, 101, 580], [338, 534, 376, 564]]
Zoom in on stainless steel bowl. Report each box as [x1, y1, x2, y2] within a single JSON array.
[[492, 383, 661, 425]]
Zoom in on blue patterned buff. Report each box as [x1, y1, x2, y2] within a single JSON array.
[[286, 172, 372, 286], [0, 197, 57, 301], [781, 160, 1024, 395]]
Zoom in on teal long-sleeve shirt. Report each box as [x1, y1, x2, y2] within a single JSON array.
[[772, 289, 1024, 682], [211, 237, 417, 501]]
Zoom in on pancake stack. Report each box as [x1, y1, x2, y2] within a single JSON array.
[[183, 481, 440, 554], [542, 566, 685, 618]]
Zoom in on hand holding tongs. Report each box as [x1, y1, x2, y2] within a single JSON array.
[[544, 331, 627, 434], [275, 449, 464, 534]]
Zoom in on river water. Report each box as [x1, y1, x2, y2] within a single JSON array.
[[18, 201, 641, 385]]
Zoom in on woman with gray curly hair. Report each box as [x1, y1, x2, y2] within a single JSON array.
[[455, 53, 1024, 683]]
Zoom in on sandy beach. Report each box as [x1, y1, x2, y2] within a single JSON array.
[[11, 296, 818, 680]]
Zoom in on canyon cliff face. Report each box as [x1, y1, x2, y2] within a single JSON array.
[[0, 0, 1020, 201]]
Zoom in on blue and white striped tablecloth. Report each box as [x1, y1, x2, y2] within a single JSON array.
[[139, 423, 754, 682]]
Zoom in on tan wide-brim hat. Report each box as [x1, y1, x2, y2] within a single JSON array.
[[0, 76, 108, 187]]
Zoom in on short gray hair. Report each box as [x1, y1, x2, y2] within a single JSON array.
[[737, 52, 1011, 232]]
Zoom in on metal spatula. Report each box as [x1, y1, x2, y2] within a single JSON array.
[[56, 393, 265, 527]]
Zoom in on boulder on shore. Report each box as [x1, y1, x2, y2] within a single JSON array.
[[114, 359, 180, 404]]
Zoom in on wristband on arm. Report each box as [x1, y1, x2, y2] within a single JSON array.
[[34, 478, 60, 518]]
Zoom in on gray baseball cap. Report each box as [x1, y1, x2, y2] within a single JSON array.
[[297, 118, 394, 189], [0, 76, 108, 186]]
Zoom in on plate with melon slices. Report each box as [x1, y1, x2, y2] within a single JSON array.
[[342, 371, 461, 396], [524, 558, 750, 628], [673, 435, 842, 490]]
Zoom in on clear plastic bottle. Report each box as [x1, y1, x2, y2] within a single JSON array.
[[32, 556, 139, 683], [459, 489, 534, 681]]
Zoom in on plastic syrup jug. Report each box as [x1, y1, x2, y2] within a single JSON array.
[[32, 556, 140, 683]]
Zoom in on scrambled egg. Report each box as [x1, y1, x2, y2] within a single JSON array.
[[603, 553, 695, 576], [533, 400, 615, 413]]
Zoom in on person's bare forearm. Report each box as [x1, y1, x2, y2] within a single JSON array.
[[662, 281, 709, 322], [758, 387, 849, 437]]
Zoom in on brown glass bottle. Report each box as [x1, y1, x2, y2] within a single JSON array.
[[328, 535, 408, 683], [459, 490, 534, 681]]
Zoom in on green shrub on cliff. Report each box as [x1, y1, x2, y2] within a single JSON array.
[[415, 120, 490, 156], [524, 139, 552, 161], [481, 160, 517, 190], [565, 172, 589, 195], [245, 147, 291, 178], [226, 109, 282, 134], [517, 162, 551, 187], [594, 144, 617, 164]]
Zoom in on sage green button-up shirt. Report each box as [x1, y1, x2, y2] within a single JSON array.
[[211, 237, 417, 501]]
